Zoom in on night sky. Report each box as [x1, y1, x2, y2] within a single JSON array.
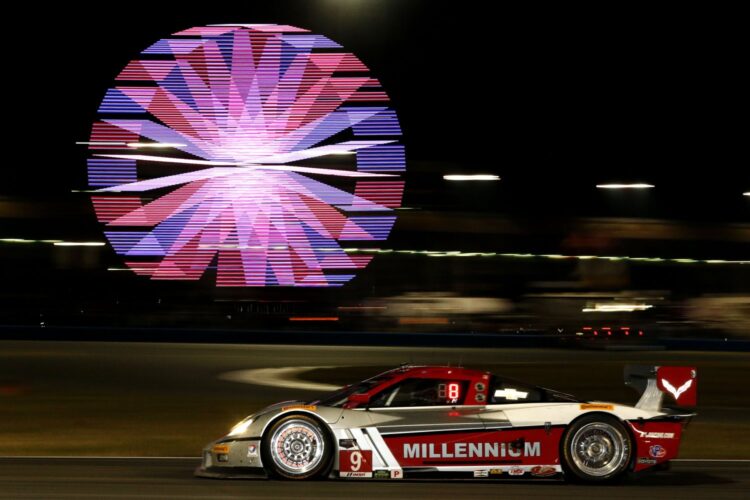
[[6, 2, 747, 218]]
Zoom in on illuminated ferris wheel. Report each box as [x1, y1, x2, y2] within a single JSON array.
[[85, 24, 405, 287]]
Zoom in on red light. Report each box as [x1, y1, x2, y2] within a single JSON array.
[[594, 331, 599, 336], [583, 327, 593, 331], [639, 330, 644, 336], [625, 331, 630, 336], [607, 331, 612, 336]]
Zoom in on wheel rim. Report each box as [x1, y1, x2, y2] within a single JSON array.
[[269, 419, 325, 475], [570, 422, 628, 477]]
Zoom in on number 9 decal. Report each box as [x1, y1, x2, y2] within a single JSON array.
[[350, 451, 362, 471], [339, 449, 373, 477]]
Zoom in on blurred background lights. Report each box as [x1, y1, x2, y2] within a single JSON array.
[[596, 183, 655, 189], [582, 303, 654, 313], [443, 174, 501, 181]]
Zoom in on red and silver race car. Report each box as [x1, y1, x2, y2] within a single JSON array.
[[196, 364, 696, 482]]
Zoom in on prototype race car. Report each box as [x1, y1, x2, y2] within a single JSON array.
[[196, 364, 696, 482]]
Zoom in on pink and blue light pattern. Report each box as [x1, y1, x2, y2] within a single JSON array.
[[88, 24, 405, 286]]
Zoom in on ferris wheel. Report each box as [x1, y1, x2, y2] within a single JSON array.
[[84, 24, 405, 287]]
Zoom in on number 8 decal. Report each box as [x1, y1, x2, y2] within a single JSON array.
[[448, 383, 460, 400]]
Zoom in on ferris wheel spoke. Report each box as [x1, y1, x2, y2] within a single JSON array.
[[96, 167, 242, 192], [238, 140, 397, 165], [96, 164, 396, 193], [92, 139, 396, 169]]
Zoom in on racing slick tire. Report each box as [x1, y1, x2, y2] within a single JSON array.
[[561, 414, 632, 482], [262, 414, 333, 480]]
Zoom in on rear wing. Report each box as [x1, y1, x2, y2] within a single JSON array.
[[624, 365, 697, 411]]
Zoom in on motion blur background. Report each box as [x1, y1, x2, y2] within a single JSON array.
[[2, 1, 748, 341], [1, 8, 750, 496]]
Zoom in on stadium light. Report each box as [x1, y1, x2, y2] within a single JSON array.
[[596, 183, 654, 189]]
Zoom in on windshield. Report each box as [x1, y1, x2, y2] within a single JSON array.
[[308, 375, 392, 407]]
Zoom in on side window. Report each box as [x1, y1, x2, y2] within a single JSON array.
[[489, 377, 543, 404], [369, 378, 468, 408]]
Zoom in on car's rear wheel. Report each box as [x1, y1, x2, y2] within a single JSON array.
[[262, 414, 332, 480], [562, 414, 632, 482]]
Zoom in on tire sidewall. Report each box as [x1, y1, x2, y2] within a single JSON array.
[[561, 413, 632, 483], [262, 414, 333, 480]]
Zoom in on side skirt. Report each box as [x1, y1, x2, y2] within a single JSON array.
[[401, 464, 563, 480]]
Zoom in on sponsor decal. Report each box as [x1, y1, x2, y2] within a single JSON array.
[[628, 421, 682, 443], [390, 469, 402, 479], [649, 445, 666, 459], [530, 465, 557, 477], [508, 467, 525, 476], [373, 470, 390, 479], [580, 403, 614, 411], [281, 404, 317, 412], [494, 388, 529, 401], [385, 428, 564, 467], [474, 470, 489, 478], [340, 471, 372, 478], [403, 441, 541, 459], [638, 457, 657, 465], [247, 444, 258, 457], [489, 468, 503, 475], [212, 444, 230, 454], [340, 449, 373, 476], [643, 432, 675, 439]]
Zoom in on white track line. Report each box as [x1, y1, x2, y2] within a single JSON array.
[[673, 459, 750, 462], [0, 456, 199, 460], [1, 456, 747, 462], [218, 366, 341, 391]]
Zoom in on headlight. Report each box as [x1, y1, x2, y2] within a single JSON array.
[[228, 417, 253, 436]]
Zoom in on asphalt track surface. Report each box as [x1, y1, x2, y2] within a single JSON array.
[[0, 458, 748, 499], [2, 341, 748, 458]]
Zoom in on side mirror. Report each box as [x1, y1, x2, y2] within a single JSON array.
[[346, 393, 371, 409]]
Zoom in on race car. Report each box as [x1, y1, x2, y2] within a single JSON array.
[[195, 364, 696, 482]]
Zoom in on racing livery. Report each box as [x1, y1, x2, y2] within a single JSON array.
[[196, 364, 696, 482]]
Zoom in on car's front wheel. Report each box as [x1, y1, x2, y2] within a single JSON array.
[[561, 414, 632, 482], [262, 414, 332, 480]]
